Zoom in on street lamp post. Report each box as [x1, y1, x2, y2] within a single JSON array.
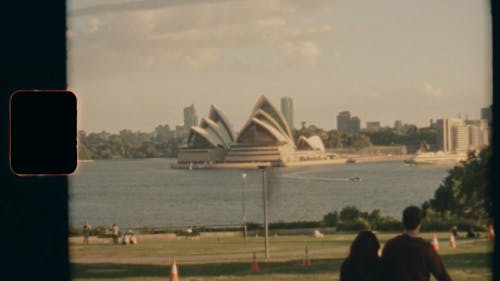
[[257, 163, 271, 259], [241, 173, 248, 240]]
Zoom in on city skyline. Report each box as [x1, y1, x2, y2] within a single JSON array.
[[68, 0, 492, 133]]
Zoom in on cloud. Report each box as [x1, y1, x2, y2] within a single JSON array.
[[182, 48, 219, 69], [280, 41, 320, 65], [423, 83, 444, 97], [68, 0, 336, 77]]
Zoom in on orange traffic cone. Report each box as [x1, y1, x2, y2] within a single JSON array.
[[251, 252, 259, 273], [488, 224, 495, 241], [449, 234, 456, 248], [169, 260, 179, 281], [431, 234, 440, 251], [303, 246, 312, 266]]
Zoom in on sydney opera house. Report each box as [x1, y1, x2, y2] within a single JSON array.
[[177, 96, 328, 167]]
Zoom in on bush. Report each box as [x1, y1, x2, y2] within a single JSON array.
[[373, 217, 403, 231], [69, 225, 83, 237], [337, 218, 371, 231], [93, 225, 111, 236], [421, 218, 488, 232]]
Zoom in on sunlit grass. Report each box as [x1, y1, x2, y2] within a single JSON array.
[[71, 232, 492, 281]]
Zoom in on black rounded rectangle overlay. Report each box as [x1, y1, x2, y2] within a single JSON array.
[[9, 90, 77, 175]]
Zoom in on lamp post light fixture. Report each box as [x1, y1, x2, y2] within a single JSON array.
[[241, 172, 248, 240], [257, 163, 271, 259]]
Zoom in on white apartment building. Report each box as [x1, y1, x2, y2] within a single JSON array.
[[437, 118, 490, 153]]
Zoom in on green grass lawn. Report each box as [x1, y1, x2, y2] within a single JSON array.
[[70, 232, 493, 281]]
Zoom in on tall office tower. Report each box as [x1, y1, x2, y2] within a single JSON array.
[[481, 105, 492, 123], [183, 104, 198, 131], [468, 125, 480, 149], [280, 96, 294, 129], [479, 119, 490, 147], [351, 116, 361, 132], [337, 111, 361, 133], [394, 120, 403, 130], [337, 111, 352, 132]]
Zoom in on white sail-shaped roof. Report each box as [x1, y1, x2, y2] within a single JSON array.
[[209, 105, 235, 142], [250, 95, 293, 139], [199, 117, 231, 149], [253, 109, 294, 144], [297, 135, 325, 151], [185, 105, 235, 150], [236, 117, 288, 145], [187, 126, 223, 148]]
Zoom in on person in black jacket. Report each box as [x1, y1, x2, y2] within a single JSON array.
[[340, 230, 382, 281]]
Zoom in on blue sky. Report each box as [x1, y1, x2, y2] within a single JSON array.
[[68, 0, 492, 132]]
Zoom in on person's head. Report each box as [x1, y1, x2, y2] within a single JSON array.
[[402, 205, 423, 231], [349, 230, 380, 261]]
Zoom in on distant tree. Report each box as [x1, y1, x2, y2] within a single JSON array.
[[340, 206, 361, 221], [323, 211, 339, 226]]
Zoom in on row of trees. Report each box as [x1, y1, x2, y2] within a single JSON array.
[[78, 125, 184, 160], [422, 147, 492, 223], [78, 123, 437, 160], [292, 125, 436, 150]]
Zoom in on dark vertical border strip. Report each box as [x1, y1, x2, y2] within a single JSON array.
[[492, 1, 499, 281], [0, 1, 69, 280]]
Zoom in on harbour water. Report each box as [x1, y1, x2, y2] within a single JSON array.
[[69, 159, 451, 228]]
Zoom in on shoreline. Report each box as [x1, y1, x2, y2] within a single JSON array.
[[171, 154, 413, 169]]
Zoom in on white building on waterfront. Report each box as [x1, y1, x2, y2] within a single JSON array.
[[436, 118, 489, 153], [177, 96, 327, 166]]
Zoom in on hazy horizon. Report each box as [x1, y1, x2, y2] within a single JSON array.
[[68, 0, 492, 134]]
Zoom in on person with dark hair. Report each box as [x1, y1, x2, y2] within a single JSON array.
[[111, 224, 120, 245], [340, 230, 382, 281], [83, 221, 92, 245], [382, 206, 452, 281]]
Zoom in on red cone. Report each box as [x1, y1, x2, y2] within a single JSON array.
[[449, 233, 456, 248], [251, 252, 259, 273], [488, 224, 495, 241], [431, 234, 440, 251], [169, 260, 179, 281], [302, 246, 311, 266]]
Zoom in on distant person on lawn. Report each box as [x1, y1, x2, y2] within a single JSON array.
[[83, 221, 92, 244], [382, 206, 452, 281], [340, 230, 382, 281], [112, 224, 120, 244]]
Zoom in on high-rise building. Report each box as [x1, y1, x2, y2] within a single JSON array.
[[437, 118, 489, 153], [481, 105, 492, 123], [280, 96, 294, 129], [337, 111, 360, 133], [394, 120, 403, 131], [436, 118, 464, 153], [183, 104, 198, 130], [351, 116, 361, 132], [337, 111, 351, 132]]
